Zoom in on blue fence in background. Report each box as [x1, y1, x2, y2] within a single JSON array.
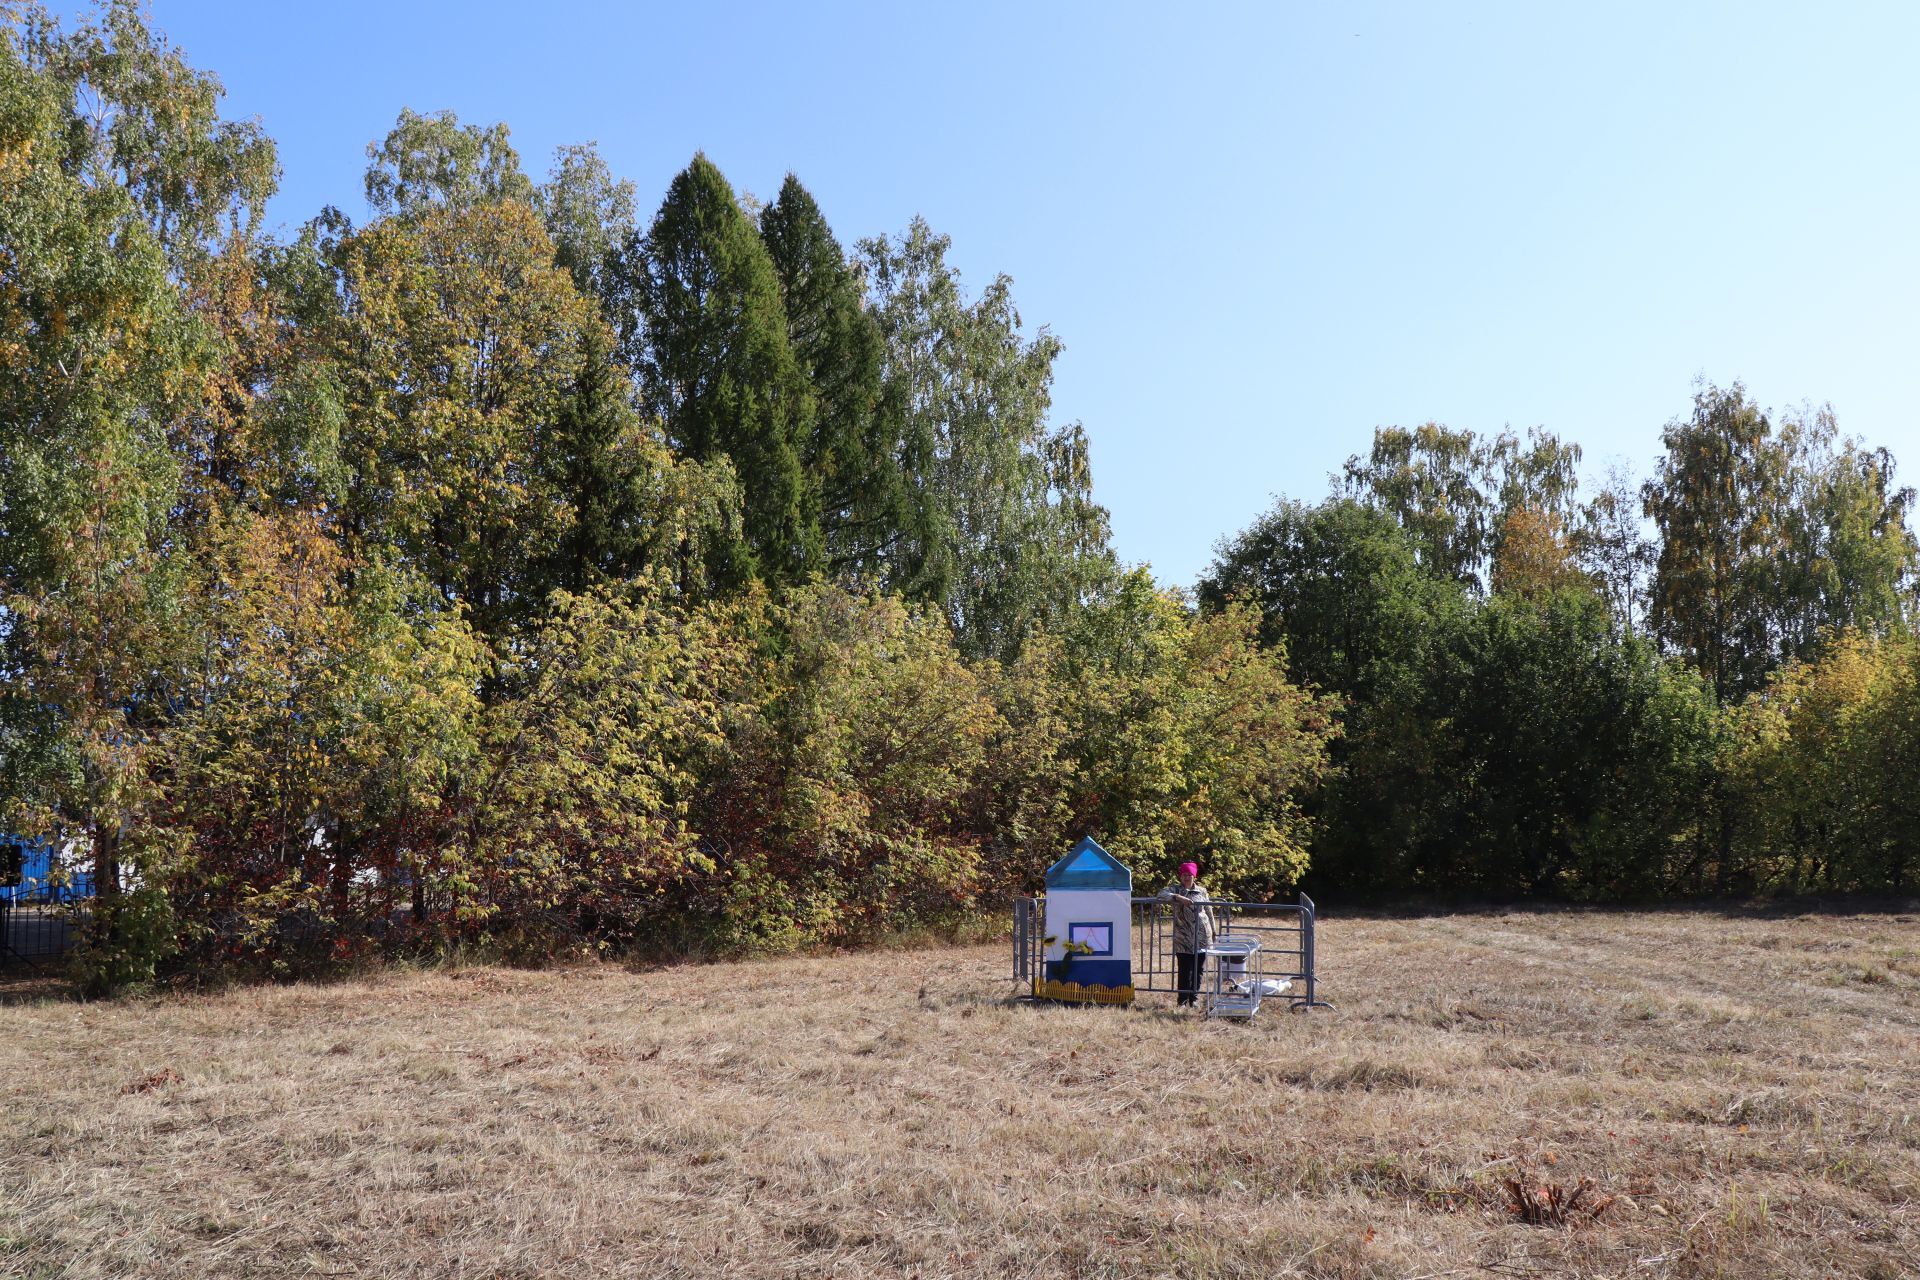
[[3, 836, 94, 903], [2, 836, 89, 968]]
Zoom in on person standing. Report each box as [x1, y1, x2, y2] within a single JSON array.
[[1159, 860, 1215, 1007]]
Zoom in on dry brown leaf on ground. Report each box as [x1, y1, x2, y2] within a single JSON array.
[[118, 1066, 182, 1094]]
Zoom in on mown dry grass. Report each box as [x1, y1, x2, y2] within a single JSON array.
[[2, 907, 1918, 1278]]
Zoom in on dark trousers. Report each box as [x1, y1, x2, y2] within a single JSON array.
[[1176, 951, 1206, 1006]]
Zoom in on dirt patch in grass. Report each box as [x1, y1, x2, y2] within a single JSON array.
[[2, 909, 1918, 1277]]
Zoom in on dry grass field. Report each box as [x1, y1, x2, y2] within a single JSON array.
[[2, 907, 1918, 1279]]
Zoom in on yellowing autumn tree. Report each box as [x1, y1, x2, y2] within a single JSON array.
[[1491, 506, 1587, 602]]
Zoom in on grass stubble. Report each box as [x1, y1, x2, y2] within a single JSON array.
[[0, 909, 1916, 1278]]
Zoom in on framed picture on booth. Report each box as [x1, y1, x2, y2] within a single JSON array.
[[1067, 922, 1112, 956]]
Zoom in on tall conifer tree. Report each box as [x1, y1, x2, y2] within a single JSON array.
[[632, 155, 819, 586], [759, 175, 902, 581]]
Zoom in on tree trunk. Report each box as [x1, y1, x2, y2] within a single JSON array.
[[331, 824, 354, 929], [93, 820, 120, 901]]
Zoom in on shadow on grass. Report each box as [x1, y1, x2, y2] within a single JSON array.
[[995, 990, 1293, 1026], [0, 972, 74, 1006]]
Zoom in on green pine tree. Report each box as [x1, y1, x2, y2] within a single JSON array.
[[545, 323, 655, 588], [759, 175, 904, 582], [632, 154, 819, 586]]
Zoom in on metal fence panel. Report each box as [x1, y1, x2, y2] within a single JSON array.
[[1020, 892, 1330, 1010], [1013, 896, 1032, 983], [0, 901, 78, 969]]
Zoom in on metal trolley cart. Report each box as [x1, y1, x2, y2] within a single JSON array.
[[1203, 934, 1269, 1020]]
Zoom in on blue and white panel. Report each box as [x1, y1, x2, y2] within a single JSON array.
[[1043, 887, 1133, 990]]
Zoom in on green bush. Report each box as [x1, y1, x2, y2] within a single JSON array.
[[70, 888, 179, 998]]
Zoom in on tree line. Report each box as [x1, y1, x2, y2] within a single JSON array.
[[0, 5, 1332, 990], [2, 6, 1915, 992], [1205, 399, 1920, 902]]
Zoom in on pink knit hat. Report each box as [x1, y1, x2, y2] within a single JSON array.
[[1179, 861, 1199, 877]]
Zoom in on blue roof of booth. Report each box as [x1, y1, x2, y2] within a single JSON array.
[[1044, 837, 1131, 891]]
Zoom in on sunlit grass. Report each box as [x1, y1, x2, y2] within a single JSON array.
[[2, 906, 1917, 1277]]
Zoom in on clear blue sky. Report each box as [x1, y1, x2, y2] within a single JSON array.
[[146, 1, 1920, 588]]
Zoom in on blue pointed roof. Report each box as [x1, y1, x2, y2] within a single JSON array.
[[1044, 836, 1131, 891]]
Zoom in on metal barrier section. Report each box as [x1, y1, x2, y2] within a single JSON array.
[[0, 902, 78, 969], [1016, 892, 1330, 1011], [1, 839, 90, 970], [1013, 896, 1037, 985]]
